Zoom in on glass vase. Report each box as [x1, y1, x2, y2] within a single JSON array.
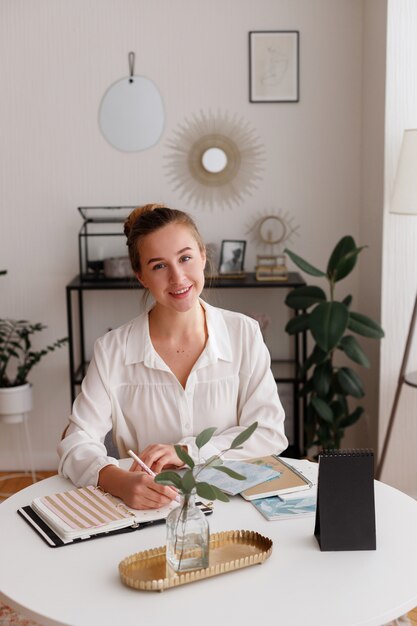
[[166, 491, 209, 572]]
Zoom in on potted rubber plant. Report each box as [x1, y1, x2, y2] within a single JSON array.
[[0, 319, 67, 423], [284, 236, 384, 454], [155, 422, 258, 572]]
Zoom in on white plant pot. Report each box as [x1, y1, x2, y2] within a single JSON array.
[[0, 383, 33, 424]]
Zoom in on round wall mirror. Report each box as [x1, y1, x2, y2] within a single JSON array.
[[201, 147, 228, 173], [165, 111, 264, 209], [99, 76, 164, 152]]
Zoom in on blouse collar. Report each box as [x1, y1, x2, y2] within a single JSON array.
[[124, 299, 233, 367]]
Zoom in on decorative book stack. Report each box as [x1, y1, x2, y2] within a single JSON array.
[[255, 254, 288, 281]]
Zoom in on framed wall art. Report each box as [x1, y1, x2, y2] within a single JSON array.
[[249, 31, 299, 103]]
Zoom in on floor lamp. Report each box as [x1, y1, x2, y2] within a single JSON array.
[[376, 128, 417, 479]]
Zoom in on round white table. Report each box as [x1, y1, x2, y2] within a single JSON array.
[[1, 470, 417, 626]]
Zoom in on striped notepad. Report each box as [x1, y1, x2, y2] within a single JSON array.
[[31, 486, 178, 542]]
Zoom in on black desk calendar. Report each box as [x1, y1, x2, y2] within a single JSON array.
[[314, 449, 376, 551]]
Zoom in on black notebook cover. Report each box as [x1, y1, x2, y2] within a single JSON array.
[[314, 449, 376, 551], [18, 501, 213, 548]]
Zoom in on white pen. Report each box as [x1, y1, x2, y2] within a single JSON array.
[[127, 449, 181, 503], [127, 449, 156, 477]]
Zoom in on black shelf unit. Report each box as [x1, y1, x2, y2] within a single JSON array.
[[66, 271, 307, 457]]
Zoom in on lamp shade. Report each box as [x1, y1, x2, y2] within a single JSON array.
[[391, 129, 417, 214]]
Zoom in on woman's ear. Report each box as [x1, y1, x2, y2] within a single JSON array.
[[136, 272, 147, 288]]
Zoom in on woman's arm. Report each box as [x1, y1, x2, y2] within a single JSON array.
[[57, 338, 118, 487]]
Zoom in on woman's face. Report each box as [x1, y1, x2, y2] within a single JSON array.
[[137, 223, 206, 314]]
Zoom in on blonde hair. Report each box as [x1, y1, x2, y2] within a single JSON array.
[[124, 203, 205, 273]]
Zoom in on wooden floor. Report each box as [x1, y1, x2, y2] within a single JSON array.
[[0, 470, 57, 500], [1, 471, 417, 624]]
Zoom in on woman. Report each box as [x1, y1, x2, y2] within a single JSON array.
[[58, 204, 287, 509]]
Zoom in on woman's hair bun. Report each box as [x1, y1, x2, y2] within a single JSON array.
[[124, 203, 167, 238]]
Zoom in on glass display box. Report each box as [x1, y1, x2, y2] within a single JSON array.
[[77, 206, 136, 281]]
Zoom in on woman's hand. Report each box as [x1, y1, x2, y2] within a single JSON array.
[[98, 465, 177, 510], [136, 443, 187, 474]]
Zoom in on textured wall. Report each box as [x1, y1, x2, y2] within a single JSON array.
[[0, 0, 371, 469]]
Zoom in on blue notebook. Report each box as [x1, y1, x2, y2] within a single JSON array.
[[251, 492, 317, 521]]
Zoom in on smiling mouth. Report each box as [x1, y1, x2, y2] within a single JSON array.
[[170, 285, 192, 296]]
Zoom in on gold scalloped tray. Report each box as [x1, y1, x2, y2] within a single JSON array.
[[119, 529, 273, 592]]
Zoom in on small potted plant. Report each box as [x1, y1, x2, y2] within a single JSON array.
[[155, 422, 258, 572], [0, 319, 67, 423]]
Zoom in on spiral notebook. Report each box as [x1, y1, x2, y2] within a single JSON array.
[[314, 449, 376, 551], [18, 485, 213, 548]]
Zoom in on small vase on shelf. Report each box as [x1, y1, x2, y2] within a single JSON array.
[[166, 491, 209, 572]]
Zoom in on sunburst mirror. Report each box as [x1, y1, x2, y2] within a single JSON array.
[[164, 110, 264, 209]]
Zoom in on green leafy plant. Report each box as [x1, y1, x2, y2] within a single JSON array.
[[0, 319, 67, 388], [154, 421, 258, 501], [284, 236, 384, 453]]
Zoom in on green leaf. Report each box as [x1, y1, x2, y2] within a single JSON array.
[[285, 286, 327, 310], [196, 482, 230, 502], [312, 361, 332, 396], [338, 406, 364, 428], [337, 367, 365, 398], [154, 471, 183, 489], [310, 397, 333, 423], [284, 248, 326, 277], [348, 312, 385, 339], [309, 302, 349, 352], [196, 482, 218, 500], [326, 236, 365, 282], [311, 345, 329, 364], [212, 466, 246, 480], [342, 294, 353, 308], [339, 335, 370, 367], [285, 313, 310, 335], [174, 445, 195, 469], [230, 421, 258, 449], [195, 427, 218, 449], [299, 346, 328, 377], [181, 469, 196, 493], [330, 398, 346, 420]]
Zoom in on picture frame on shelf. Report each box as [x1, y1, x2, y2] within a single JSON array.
[[249, 31, 300, 103], [218, 240, 246, 276]]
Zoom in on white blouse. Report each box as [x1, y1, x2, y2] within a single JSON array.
[[58, 300, 287, 487]]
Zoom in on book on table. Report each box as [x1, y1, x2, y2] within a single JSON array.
[[194, 459, 281, 496], [18, 485, 212, 548], [240, 455, 313, 500]]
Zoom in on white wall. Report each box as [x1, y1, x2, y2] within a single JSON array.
[[0, 0, 371, 470], [379, 0, 417, 497]]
